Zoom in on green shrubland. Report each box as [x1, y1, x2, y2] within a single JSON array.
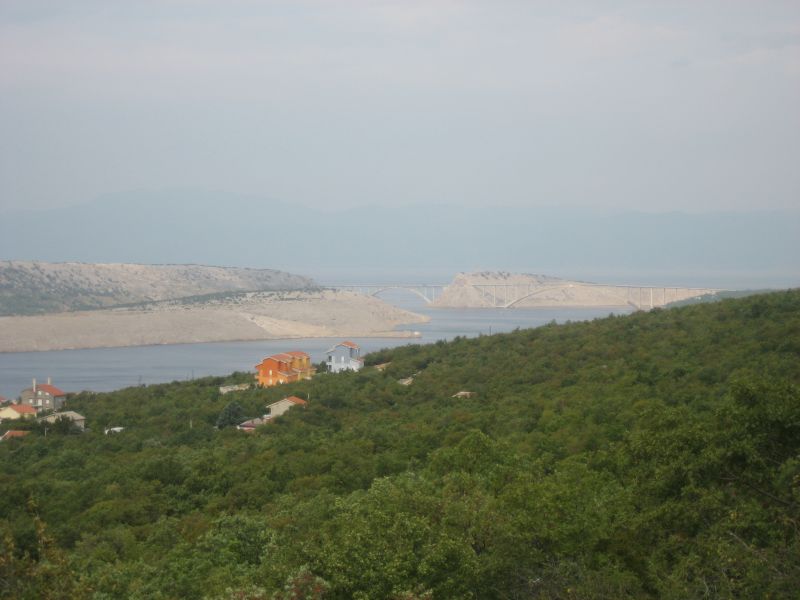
[[1, 290, 798, 598]]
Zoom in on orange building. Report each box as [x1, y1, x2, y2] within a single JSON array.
[[255, 351, 314, 387]]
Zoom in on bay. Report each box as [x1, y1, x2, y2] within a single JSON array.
[[0, 290, 630, 400]]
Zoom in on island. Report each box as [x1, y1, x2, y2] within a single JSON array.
[[0, 262, 427, 352]]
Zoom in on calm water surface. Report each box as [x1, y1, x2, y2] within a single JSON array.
[[0, 291, 629, 399]]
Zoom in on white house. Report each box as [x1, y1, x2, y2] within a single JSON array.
[[326, 341, 364, 373], [40, 411, 86, 431]]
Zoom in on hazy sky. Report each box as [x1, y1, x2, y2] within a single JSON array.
[[1, 0, 798, 213]]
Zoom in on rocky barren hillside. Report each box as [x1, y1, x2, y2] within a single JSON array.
[[433, 271, 718, 309], [0, 261, 315, 315], [0, 290, 427, 352]]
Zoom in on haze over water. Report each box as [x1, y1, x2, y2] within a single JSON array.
[[1, 1, 797, 399]]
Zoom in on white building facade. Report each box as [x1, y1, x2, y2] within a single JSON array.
[[326, 341, 363, 373]]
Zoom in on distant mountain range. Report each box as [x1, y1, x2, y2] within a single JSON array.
[[1, 190, 798, 288]]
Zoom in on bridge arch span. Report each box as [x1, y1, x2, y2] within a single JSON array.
[[368, 286, 433, 304], [502, 284, 651, 309], [502, 284, 574, 308]]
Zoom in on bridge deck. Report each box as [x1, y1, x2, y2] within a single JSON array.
[[328, 283, 723, 309]]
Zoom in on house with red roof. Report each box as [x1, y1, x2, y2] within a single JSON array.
[[255, 352, 314, 387], [236, 416, 269, 433], [236, 396, 307, 432], [265, 395, 307, 419], [19, 378, 67, 413], [1, 430, 30, 442], [326, 341, 364, 373], [0, 404, 37, 422]]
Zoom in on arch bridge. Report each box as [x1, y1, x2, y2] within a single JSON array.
[[330, 284, 446, 304], [330, 283, 722, 310], [470, 283, 722, 310]]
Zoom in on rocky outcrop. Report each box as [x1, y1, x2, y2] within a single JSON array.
[[0, 261, 315, 315], [433, 272, 718, 309]]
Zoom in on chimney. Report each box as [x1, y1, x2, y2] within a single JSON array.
[[47, 376, 51, 385], [32, 378, 37, 393]]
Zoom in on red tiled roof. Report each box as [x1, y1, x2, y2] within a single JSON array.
[[1, 430, 30, 440], [256, 355, 290, 369], [257, 352, 311, 370], [261, 350, 311, 363], [33, 384, 66, 397], [339, 341, 359, 349], [10, 404, 36, 415], [40, 383, 66, 396], [285, 396, 307, 405]]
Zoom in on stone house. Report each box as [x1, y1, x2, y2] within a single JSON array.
[[19, 379, 67, 413]]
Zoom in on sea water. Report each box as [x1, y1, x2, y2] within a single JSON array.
[[0, 291, 629, 399]]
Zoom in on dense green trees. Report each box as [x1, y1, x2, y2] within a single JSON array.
[[0, 290, 798, 598], [217, 401, 247, 429]]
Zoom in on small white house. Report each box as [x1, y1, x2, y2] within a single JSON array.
[[326, 341, 364, 373], [40, 411, 86, 431]]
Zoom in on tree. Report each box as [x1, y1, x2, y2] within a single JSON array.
[[217, 402, 246, 429]]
